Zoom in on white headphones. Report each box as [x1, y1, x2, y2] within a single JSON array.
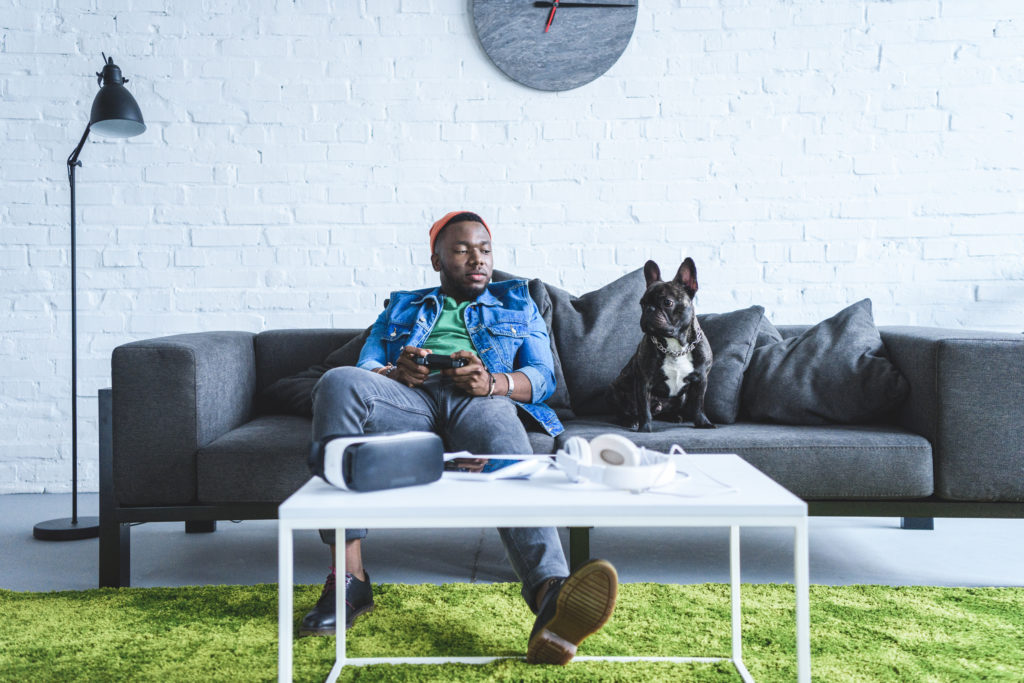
[[554, 433, 683, 492]]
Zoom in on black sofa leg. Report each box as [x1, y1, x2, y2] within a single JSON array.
[[99, 521, 131, 588], [569, 527, 591, 572], [186, 520, 217, 533], [901, 517, 934, 530], [99, 388, 131, 587]]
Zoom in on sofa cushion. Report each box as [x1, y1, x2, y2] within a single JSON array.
[[741, 299, 910, 425], [555, 418, 934, 500], [754, 317, 784, 348], [254, 329, 360, 393], [492, 271, 572, 414], [525, 429, 556, 456], [196, 415, 555, 503], [697, 306, 765, 424], [547, 269, 648, 415], [254, 327, 370, 417], [197, 415, 315, 503]]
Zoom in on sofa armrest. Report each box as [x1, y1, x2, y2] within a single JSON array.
[[111, 331, 256, 506], [880, 327, 1024, 502]]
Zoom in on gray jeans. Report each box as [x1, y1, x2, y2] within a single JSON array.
[[311, 366, 569, 610]]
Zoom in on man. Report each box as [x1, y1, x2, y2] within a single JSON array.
[[300, 211, 618, 665]]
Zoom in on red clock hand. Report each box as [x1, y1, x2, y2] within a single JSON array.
[[544, 0, 559, 32]]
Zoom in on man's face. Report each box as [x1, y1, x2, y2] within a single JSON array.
[[431, 221, 493, 302]]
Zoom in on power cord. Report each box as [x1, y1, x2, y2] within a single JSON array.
[[644, 445, 740, 498]]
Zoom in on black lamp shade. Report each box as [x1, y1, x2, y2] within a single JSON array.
[[89, 60, 145, 138]]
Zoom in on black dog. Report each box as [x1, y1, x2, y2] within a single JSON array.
[[610, 259, 715, 432]]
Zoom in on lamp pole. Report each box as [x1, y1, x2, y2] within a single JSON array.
[[68, 129, 87, 529]]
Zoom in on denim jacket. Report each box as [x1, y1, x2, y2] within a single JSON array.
[[357, 279, 564, 437]]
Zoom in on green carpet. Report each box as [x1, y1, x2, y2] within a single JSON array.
[[1, 582, 1022, 682]]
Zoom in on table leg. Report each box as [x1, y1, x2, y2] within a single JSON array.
[[730, 526, 741, 662], [325, 527, 346, 683], [278, 523, 294, 683], [794, 519, 811, 683], [729, 526, 753, 681]]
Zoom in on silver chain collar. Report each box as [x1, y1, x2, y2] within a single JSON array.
[[650, 327, 703, 357]]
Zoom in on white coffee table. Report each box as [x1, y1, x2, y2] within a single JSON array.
[[278, 453, 810, 682]]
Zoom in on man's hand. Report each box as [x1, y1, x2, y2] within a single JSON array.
[[392, 346, 431, 388], [445, 350, 492, 396]]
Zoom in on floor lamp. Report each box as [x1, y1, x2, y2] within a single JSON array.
[[34, 55, 146, 541]]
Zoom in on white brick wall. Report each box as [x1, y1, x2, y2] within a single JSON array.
[[2, 0, 1023, 493]]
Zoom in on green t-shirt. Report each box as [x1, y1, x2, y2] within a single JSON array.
[[423, 297, 474, 359]]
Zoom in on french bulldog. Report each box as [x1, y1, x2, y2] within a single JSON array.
[[609, 258, 715, 432]]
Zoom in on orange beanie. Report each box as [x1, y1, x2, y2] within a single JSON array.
[[429, 211, 491, 254]]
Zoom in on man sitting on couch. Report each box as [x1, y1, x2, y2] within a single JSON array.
[[301, 210, 619, 665]]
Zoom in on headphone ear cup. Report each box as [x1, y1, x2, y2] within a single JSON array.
[[563, 436, 592, 467], [590, 433, 641, 467]]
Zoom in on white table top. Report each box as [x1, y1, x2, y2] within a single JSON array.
[[279, 454, 806, 529]]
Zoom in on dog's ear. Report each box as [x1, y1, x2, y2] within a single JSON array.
[[643, 260, 662, 288], [674, 258, 698, 297]]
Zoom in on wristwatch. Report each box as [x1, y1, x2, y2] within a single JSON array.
[[504, 372, 515, 398]]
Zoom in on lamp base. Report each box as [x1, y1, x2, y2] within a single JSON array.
[[33, 516, 99, 541]]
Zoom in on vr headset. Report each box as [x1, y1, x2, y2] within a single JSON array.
[[554, 433, 682, 492], [309, 431, 444, 492]]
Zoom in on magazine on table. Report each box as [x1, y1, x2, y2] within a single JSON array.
[[442, 452, 551, 481]]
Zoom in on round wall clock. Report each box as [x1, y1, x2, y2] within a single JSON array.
[[472, 0, 638, 92]]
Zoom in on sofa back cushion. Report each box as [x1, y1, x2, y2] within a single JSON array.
[[254, 329, 360, 393], [492, 271, 572, 414], [253, 328, 366, 416], [696, 305, 765, 424], [547, 269, 648, 415], [741, 299, 910, 425]]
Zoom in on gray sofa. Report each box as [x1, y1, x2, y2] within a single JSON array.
[[99, 270, 1024, 587]]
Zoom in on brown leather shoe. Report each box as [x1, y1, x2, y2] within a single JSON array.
[[526, 559, 618, 665]]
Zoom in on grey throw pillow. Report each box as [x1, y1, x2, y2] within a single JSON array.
[[754, 317, 784, 348], [548, 269, 647, 415], [697, 306, 765, 424], [255, 326, 371, 417], [741, 299, 909, 425]]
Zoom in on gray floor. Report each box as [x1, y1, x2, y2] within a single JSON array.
[[4, 492, 1024, 593]]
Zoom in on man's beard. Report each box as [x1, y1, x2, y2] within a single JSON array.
[[441, 264, 489, 301]]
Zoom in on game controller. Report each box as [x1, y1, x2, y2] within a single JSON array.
[[414, 354, 469, 369]]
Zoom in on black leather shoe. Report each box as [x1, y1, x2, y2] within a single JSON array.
[[526, 559, 618, 665], [299, 570, 374, 636]]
